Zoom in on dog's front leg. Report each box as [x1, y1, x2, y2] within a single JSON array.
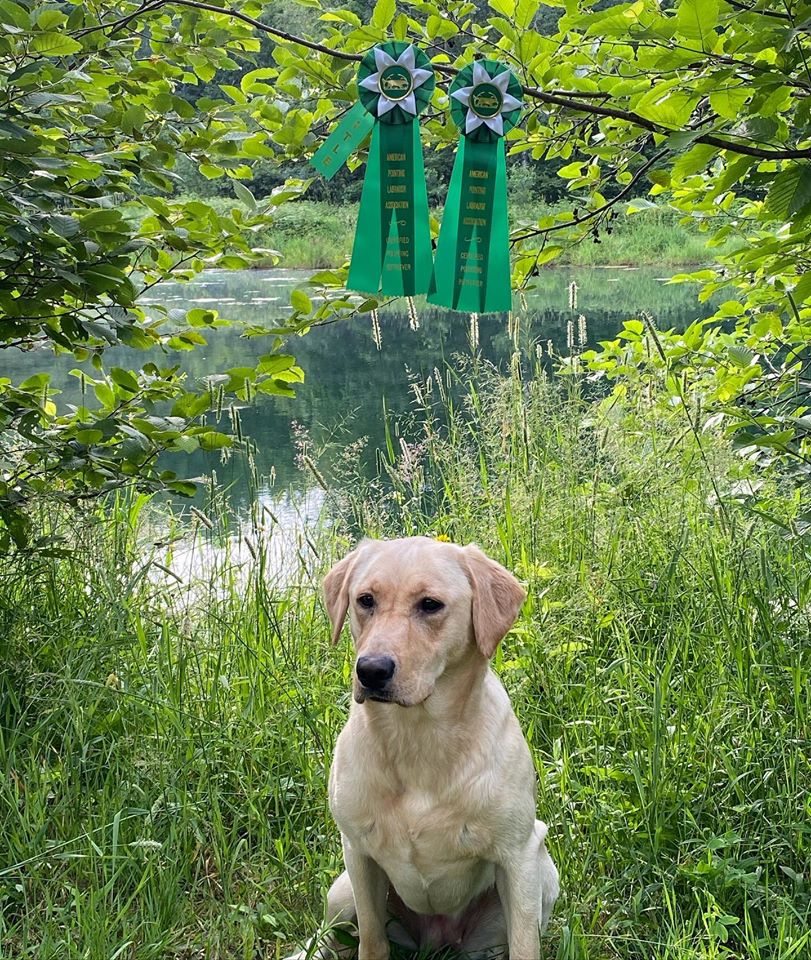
[[495, 841, 543, 960], [342, 835, 390, 960]]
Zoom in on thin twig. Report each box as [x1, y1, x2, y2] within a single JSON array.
[[511, 148, 667, 244]]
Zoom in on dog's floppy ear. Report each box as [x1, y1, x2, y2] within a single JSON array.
[[463, 544, 526, 658], [323, 542, 369, 644]]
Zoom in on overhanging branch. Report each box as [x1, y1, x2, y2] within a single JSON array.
[[75, 0, 811, 161], [725, 0, 792, 21]]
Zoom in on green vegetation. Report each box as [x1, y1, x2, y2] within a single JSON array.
[[2, 361, 809, 959], [3, 0, 811, 536], [2, 1, 811, 958], [184, 199, 720, 270]]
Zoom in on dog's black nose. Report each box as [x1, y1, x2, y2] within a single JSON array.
[[356, 655, 396, 691]]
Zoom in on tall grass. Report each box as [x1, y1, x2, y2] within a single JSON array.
[[1, 357, 808, 959]]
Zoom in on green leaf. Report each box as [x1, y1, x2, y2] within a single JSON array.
[[0, 1, 32, 29], [168, 480, 198, 497], [94, 382, 116, 408], [765, 165, 811, 220], [171, 392, 211, 418], [30, 33, 82, 57], [187, 308, 218, 326], [320, 10, 361, 25], [196, 431, 232, 451], [728, 344, 754, 368], [233, 181, 256, 209], [2, 507, 31, 549], [291, 289, 313, 314], [109, 368, 139, 394], [710, 86, 750, 121], [557, 162, 584, 179], [173, 435, 200, 453], [258, 354, 297, 375], [371, 0, 396, 28], [79, 208, 124, 230], [634, 83, 699, 130], [792, 273, 811, 305], [535, 246, 564, 265], [516, 0, 540, 29], [240, 67, 277, 95], [674, 0, 718, 45], [671, 143, 717, 182], [199, 164, 224, 180], [18, 373, 50, 391], [35, 9, 67, 30], [256, 379, 296, 397], [76, 429, 104, 444]]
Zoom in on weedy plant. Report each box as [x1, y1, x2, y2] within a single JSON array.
[[1, 354, 809, 959]]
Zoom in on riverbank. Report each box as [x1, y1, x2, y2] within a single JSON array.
[[182, 197, 728, 270]]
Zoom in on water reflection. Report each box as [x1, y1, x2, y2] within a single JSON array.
[[3, 266, 713, 516], [152, 487, 325, 602]]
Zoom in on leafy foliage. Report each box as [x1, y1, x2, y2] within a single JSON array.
[[4, 0, 811, 549], [0, 0, 310, 548], [189, 0, 811, 475]]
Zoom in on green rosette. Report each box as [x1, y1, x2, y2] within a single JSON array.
[[311, 42, 435, 297], [428, 60, 522, 314]]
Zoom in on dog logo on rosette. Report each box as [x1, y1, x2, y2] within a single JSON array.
[[380, 67, 412, 97]]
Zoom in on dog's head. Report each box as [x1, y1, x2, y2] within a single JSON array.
[[323, 537, 525, 706]]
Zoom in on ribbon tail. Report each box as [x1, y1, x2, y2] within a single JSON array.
[[348, 121, 433, 297], [347, 123, 385, 294], [483, 140, 511, 313], [428, 137, 512, 313], [406, 119, 434, 296], [428, 138, 467, 308], [310, 102, 375, 181]]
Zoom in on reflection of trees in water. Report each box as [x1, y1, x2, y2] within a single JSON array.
[[0, 268, 716, 511], [189, 273, 717, 508]]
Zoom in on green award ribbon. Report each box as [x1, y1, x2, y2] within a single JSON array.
[[310, 42, 436, 297], [429, 60, 522, 314]]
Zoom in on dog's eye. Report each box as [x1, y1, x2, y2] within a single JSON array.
[[419, 597, 444, 613], [357, 594, 375, 609]]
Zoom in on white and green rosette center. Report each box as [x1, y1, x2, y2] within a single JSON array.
[[358, 42, 435, 123], [450, 59, 523, 140]]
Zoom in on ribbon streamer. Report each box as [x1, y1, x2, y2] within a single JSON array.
[[429, 60, 522, 314], [310, 102, 375, 180], [310, 42, 435, 297]]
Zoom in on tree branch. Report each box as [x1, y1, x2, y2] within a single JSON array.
[[725, 0, 792, 21], [517, 83, 811, 160], [510, 148, 668, 245], [74, 0, 811, 161]]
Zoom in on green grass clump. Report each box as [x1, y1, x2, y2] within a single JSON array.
[[1, 359, 808, 958]]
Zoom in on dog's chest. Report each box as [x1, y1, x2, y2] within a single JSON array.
[[337, 782, 493, 915]]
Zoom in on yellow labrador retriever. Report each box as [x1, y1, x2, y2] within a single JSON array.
[[293, 536, 559, 959]]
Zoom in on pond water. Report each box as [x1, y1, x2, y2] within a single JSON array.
[[6, 266, 712, 532]]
